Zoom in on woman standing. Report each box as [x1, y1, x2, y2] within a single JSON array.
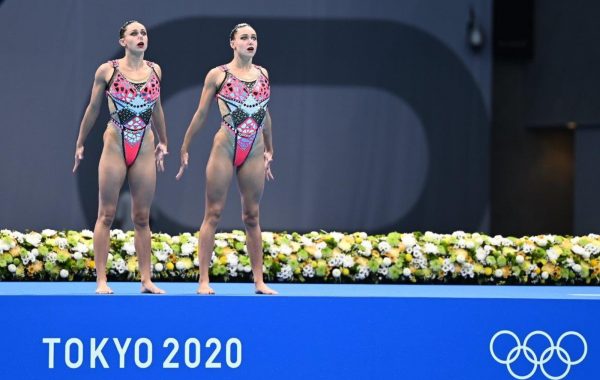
[[177, 23, 276, 295], [73, 20, 168, 294]]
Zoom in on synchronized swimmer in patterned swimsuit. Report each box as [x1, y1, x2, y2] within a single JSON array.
[[177, 23, 277, 295], [73, 20, 168, 295]]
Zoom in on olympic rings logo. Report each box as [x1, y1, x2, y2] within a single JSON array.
[[490, 330, 587, 380]]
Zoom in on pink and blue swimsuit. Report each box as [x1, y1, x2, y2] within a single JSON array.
[[105, 60, 160, 167], [216, 64, 270, 167]]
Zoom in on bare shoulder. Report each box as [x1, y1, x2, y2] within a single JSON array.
[[95, 62, 114, 83], [151, 62, 163, 79], [255, 64, 269, 79], [206, 66, 226, 86]]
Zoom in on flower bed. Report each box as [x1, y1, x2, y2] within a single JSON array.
[[1, 229, 599, 284]]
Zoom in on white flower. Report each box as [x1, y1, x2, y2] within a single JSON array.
[[233, 234, 246, 242], [522, 244, 535, 254], [180, 243, 195, 256], [8, 264, 17, 273], [516, 255, 524, 264], [424, 243, 439, 254], [452, 230, 466, 239], [261, 232, 275, 244], [378, 241, 391, 253], [342, 255, 355, 268], [382, 257, 392, 267], [108, 253, 114, 261], [332, 268, 341, 278], [494, 269, 504, 278], [114, 231, 127, 241], [456, 252, 466, 264], [154, 263, 164, 272], [73, 252, 83, 260], [546, 247, 561, 262], [300, 236, 315, 247], [316, 242, 327, 250], [228, 267, 238, 277], [114, 259, 126, 274], [475, 248, 487, 263], [401, 234, 417, 247], [302, 265, 315, 278], [402, 268, 411, 277], [175, 261, 187, 271], [460, 263, 475, 278], [424, 231, 442, 243], [81, 229, 94, 238], [489, 236, 501, 246], [59, 269, 69, 278], [154, 250, 169, 262], [328, 254, 343, 267], [313, 250, 322, 260], [455, 239, 467, 249], [541, 271, 549, 280], [42, 229, 57, 237], [329, 232, 344, 242], [193, 258, 199, 267], [171, 236, 181, 244], [277, 265, 293, 281], [25, 232, 42, 247], [226, 253, 239, 267], [122, 242, 136, 256], [244, 265, 251, 273], [162, 242, 173, 254], [572, 245, 590, 259], [280, 244, 293, 256], [355, 265, 370, 280], [12, 231, 24, 244], [55, 238, 68, 250], [46, 252, 58, 263], [359, 240, 373, 256], [572, 264, 582, 273], [0, 239, 11, 252], [378, 267, 389, 276], [441, 259, 455, 273], [215, 239, 228, 248], [75, 242, 89, 254]]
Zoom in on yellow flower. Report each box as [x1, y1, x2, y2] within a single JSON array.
[[166, 262, 174, 271], [87, 260, 95, 270], [342, 268, 350, 276], [484, 267, 493, 276], [9, 247, 20, 258], [338, 241, 352, 252], [219, 256, 228, 265], [405, 253, 413, 262]]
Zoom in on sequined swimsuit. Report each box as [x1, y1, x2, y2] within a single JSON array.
[[105, 60, 160, 167], [216, 64, 270, 167]]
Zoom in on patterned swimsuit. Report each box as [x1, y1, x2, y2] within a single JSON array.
[[215, 64, 270, 167], [105, 60, 160, 167]]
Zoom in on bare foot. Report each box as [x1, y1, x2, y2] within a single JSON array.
[[255, 283, 278, 295], [141, 281, 166, 294], [196, 283, 215, 295], [95, 281, 113, 295]]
